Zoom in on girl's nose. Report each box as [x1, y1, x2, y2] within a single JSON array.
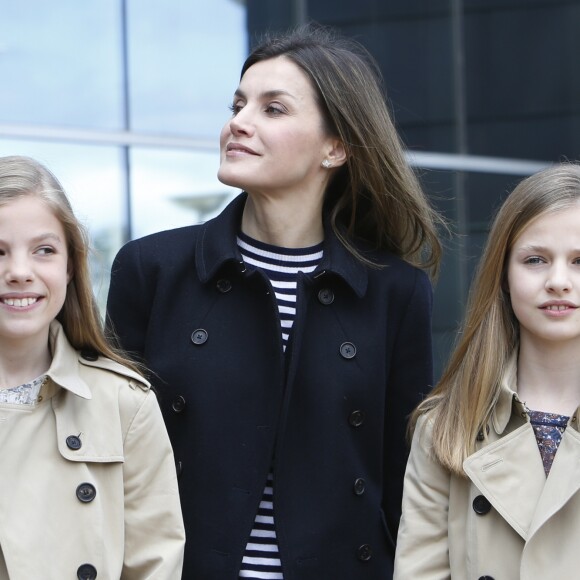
[[545, 262, 572, 293], [4, 255, 34, 284]]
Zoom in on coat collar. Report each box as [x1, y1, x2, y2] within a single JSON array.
[[195, 192, 369, 298], [465, 349, 580, 541], [46, 321, 92, 400], [491, 350, 580, 435]]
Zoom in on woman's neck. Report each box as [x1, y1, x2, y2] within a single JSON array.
[[0, 336, 52, 389], [241, 193, 324, 248], [517, 339, 580, 416]]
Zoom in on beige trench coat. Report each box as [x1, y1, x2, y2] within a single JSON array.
[[0, 322, 185, 579], [394, 355, 580, 579]]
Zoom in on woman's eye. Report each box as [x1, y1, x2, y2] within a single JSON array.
[[228, 102, 243, 115], [265, 104, 284, 115]]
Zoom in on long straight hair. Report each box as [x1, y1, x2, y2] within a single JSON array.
[[0, 155, 142, 374], [411, 163, 580, 475], [243, 24, 444, 277]]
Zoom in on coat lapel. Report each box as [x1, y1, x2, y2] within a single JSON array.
[[527, 425, 580, 539], [463, 423, 546, 539]]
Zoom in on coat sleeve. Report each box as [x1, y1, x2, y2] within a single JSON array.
[[121, 387, 185, 579], [106, 239, 152, 360], [394, 416, 451, 580], [383, 267, 434, 546]]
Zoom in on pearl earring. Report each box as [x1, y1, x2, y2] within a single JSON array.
[[321, 159, 332, 169]]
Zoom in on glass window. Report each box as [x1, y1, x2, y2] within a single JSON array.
[[0, 0, 123, 129], [130, 147, 237, 239], [128, 0, 247, 137]]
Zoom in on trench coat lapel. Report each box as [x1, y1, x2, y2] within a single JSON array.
[[463, 423, 546, 540], [527, 425, 580, 539]]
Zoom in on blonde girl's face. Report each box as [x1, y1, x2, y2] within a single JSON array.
[[0, 196, 70, 350], [507, 202, 580, 349]]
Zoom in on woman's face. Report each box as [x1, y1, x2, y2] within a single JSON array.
[[218, 56, 341, 202], [507, 203, 580, 350], [0, 196, 70, 350]]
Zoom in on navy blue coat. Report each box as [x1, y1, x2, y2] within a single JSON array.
[[106, 193, 434, 579]]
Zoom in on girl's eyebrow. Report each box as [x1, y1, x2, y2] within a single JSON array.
[[31, 233, 65, 244], [0, 233, 64, 245], [514, 244, 548, 253], [515, 244, 580, 254]]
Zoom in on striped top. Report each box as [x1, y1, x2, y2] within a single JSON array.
[[237, 232, 323, 580]]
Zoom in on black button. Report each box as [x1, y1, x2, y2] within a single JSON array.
[[472, 495, 492, 515], [77, 563, 97, 580], [191, 329, 208, 345], [76, 483, 97, 503], [353, 478, 366, 496], [176, 460, 183, 478], [478, 577, 495, 580], [216, 279, 232, 293], [357, 544, 372, 561], [66, 435, 82, 450], [317, 288, 334, 305], [172, 395, 186, 413], [340, 342, 356, 359], [476, 424, 490, 441], [349, 410, 365, 427], [80, 350, 98, 361]]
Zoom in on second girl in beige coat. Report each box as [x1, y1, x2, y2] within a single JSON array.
[[395, 164, 580, 579]]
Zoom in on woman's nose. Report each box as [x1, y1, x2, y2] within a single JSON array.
[[228, 108, 254, 137]]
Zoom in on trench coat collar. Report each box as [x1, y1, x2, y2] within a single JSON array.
[[491, 351, 521, 435], [46, 320, 92, 400], [195, 192, 369, 298], [491, 350, 580, 435], [465, 350, 580, 541]]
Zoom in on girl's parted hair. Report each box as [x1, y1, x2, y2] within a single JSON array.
[[243, 24, 444, 276], [412, 162, 580, 475]]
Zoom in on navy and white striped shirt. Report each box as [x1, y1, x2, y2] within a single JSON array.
[[237, 232, 323, 579]]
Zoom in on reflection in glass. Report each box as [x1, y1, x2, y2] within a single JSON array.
[[127, 0, 247, 137], [0, 0, 122, 129], [130, 147, 237, 239]]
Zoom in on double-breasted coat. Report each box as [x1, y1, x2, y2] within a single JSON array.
[[107, 193, 434, 579], [394, 355, 580, 579], [0, 321, 185, 579]]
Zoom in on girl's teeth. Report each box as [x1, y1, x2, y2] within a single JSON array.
[[3, 297, 37, 307]]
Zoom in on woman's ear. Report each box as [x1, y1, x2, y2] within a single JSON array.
[[67, 261, 74, 284], [326, 139, 347, 168]]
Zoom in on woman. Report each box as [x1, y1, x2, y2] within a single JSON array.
[[0, 155, 184, 579], [394, 164, 580, 579], [108, 24, 442, 579]]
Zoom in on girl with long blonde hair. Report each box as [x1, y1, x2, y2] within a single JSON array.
[[395, 163, 580, 579]]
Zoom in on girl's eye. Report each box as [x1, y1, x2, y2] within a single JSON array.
[[523, 256, 544, 265], [35, 246, 55, 255]]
